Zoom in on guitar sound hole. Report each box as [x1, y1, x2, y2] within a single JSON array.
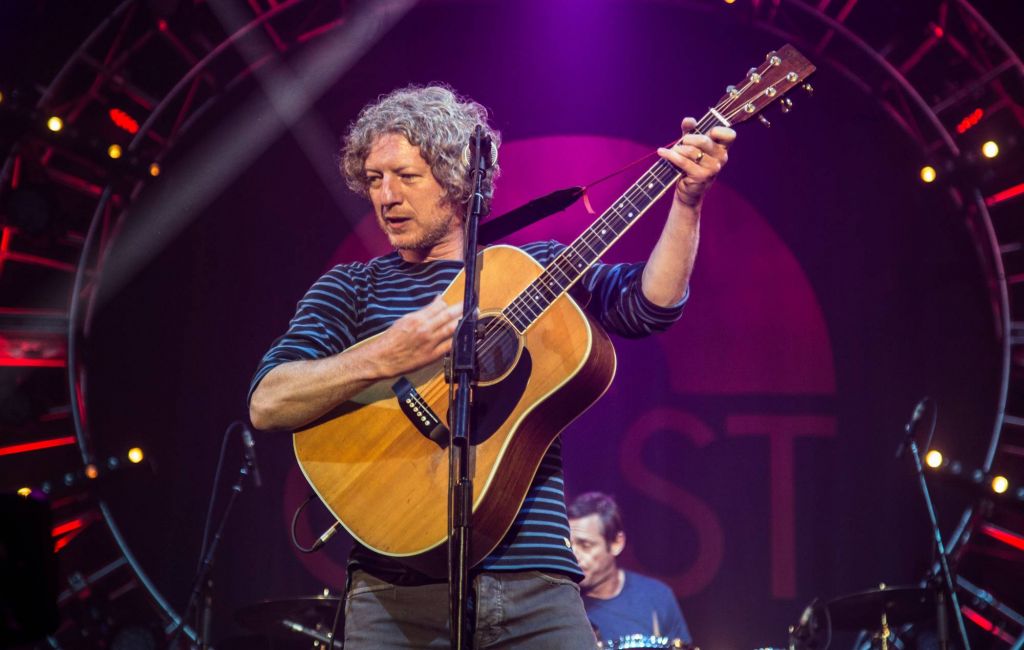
[[476, 315, 521, 384]]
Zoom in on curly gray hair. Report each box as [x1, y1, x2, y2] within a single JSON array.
[[340, 84, 501, 213]]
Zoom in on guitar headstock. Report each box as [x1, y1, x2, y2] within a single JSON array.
[[712, 44, 816, 128]]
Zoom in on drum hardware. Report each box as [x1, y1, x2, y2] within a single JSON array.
[[235, 591, 344, 649], [787, 583, 939, 650], [789, 597, 828, 650], [827, 584, 936, 633], [602, 634, 695, 649]]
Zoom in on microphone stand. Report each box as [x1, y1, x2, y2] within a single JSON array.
[[170, 452, 258, 648], [448, 125, 490, 650], [897, 400, 971, 650]]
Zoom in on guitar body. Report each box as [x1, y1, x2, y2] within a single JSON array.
[[292, 245, 617, 577]]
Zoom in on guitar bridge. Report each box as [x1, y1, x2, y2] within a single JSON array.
[[391, 377, 449, 448]]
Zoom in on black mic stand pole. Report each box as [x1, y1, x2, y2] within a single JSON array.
[[897, 403, 971, 650], [170, 454, 257, 649], [448, 125, 489, 650]]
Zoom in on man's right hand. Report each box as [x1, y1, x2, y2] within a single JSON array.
[[370, 296, 463, 378], [249, 296, 462, 431]]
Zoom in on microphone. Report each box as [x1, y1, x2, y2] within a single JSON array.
[[311, 521, 343, 552], [896, 396, 931, 459], [241, 425, 263, 488], [461, 131, 498, 169]]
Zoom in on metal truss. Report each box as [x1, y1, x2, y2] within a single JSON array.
[[0, 1, 361, 646], [744, 0, 1024, 644], [0, 0, 1021, 646]]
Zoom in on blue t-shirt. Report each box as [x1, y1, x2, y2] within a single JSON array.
[[583, 570, 692, 645]]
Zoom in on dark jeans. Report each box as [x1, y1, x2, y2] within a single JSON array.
[[343, 569, 597, 649]]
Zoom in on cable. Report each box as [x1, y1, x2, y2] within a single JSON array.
[[290, 492, 323, 554]]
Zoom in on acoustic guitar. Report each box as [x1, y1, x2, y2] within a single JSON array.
[[293, 45, 816, 576]]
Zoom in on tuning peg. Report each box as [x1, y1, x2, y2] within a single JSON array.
[[780, 97, 793, 114], [747, 68, 762, 83], [758, 114, 771, 128], [802, 82, 814, 95]]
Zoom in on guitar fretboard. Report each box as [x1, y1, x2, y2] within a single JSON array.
[[500, 116, 718, 334]]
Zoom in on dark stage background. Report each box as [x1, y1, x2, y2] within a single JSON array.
[[73, 2, 998, 648]]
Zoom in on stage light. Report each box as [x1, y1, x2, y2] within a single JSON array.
[[128, 447, 144, 463], [85, 464, 98, 479], [148, 163, 161, 177], [920, 166, 937, 183], [724, 0, 737, 4], [981, 141, 999, 158], [0, 91, 5, 105], [107, 144, 122, 159], [17, 487, 31, 497], [108, 108, 139, 134], [925, 450, 943, 468], [991, 475, 1009, 494], [47, 116, 64, 132], [956, 108, 983, 134]]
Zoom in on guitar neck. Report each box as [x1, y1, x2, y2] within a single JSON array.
[[500, 111, 721, 334], [499, 42, 817, 334]]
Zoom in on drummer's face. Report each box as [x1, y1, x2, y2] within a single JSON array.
[[570, 514, 624, 589]]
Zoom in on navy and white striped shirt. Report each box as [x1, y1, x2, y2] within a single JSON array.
[[249, 240, 686, 581]]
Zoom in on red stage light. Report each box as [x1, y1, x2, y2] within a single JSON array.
[[956, 108, 983, 134], [962, 606, 1014, 643], [0, 436, 76, 457], [54, 531, 82, 552], [109, 108, 139, 134], [986, 182, 1024, 207], [981, 522, 1024, 551], [51, 517, 86, 538]]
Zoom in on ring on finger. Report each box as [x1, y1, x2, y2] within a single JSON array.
[[693, 150, 704, 163]]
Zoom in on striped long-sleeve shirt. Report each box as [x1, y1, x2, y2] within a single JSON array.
[[249, 240, 686, 582]]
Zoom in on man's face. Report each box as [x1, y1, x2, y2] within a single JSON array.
[[570, 514, 624, 589], [363, 133, 461, 257]]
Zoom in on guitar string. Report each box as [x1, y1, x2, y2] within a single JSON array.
[[426, 78, 774, 395], [415, 97, 778, 408], [415, 72, 780, 407], [500, 68, 791, 335], [464, 88, 759, 356], [414, 66, 789, 406], [477, 113, 719, 341], [414, 123, 705, 406], [489, 68, 779, 337], [489, 56, 794, 338]]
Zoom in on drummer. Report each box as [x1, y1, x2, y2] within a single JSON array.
[[568, 492, 692, 645]]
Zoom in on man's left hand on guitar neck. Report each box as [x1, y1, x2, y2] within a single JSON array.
[[641, 116, 736, 309]]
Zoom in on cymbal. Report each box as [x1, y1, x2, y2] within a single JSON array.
[[235, 595, 343, 640], [826, 585, 936, 630]]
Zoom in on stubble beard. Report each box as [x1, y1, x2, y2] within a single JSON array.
[[385, 207, 461, 253]]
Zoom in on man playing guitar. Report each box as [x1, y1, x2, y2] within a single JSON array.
[[248, 84, 734, 648]]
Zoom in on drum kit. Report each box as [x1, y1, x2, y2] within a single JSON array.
[[784, 583, 941, 650], [226, 582, 938, 649]]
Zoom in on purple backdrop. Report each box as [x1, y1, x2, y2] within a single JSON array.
[[84, 2, 998, 648]]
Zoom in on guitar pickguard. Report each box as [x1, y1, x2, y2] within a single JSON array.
[[467, 347, 532, 445]]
